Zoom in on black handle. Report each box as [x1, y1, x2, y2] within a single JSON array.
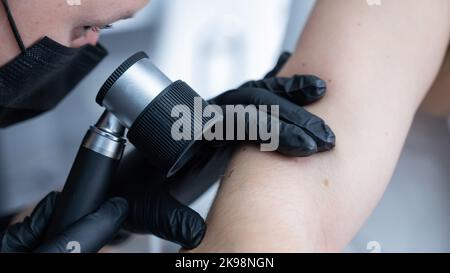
[[45, 146, 120, 240]]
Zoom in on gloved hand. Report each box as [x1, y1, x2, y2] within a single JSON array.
[[209, 74, 334, 156], [0, 192, 128, 253], [110, 153, 207, 250], [110, 52, 335, 250]]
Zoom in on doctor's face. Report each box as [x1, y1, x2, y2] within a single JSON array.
[[0, 0, 150, 66]]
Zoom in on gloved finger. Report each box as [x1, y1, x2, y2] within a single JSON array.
[[35, 197, 129, 253], [257, 117, 318, 157], [124, 189, 206, 250], [264, 52, 292, 78], [0, 192, 58, 253], [216, 106, 318, 157], [240, 75, 327, 106], [212, 88, 335, 152]]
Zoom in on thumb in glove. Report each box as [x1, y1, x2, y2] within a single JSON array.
[[0, 192, 129, 253]]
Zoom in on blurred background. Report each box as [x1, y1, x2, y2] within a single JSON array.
[[1, 0, 450, 253]]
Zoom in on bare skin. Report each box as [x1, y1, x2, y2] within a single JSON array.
[[190, 0, 450, 252], [421, 47, 450, 117], [0, 0, 149, 66]]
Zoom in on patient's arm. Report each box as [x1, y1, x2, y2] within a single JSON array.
[[190, 0, 450, 252], [421, 46, 450, 117]]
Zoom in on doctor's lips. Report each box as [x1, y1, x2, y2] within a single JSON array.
[[74, 24, 113, 39], [72, 11, 136, 43], [70, 11, 136, 46], [70, 24, 113, 47], [83, 24, 114, 32]]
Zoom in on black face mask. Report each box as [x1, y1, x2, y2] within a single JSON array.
[[0, 0, 108, 128]]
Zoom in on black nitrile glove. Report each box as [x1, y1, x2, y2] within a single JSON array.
[[110, 152, 206, 250], [0, 192, 128, 253], [209, 50, 334, 155], [209, 74, 335, 156], [110, 52, 335, 250], [264, 51, 292, 79]]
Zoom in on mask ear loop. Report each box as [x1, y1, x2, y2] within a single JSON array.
[[1, 0, 26, 52]]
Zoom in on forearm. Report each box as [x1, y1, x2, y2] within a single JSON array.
[[192, 0, 450, 252], [422, 46, 450, 117]]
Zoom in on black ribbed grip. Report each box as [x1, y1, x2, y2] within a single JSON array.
[[96, 52, 149, 106], [45, 146, 120, 240], [127, 81, 217, 177]]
